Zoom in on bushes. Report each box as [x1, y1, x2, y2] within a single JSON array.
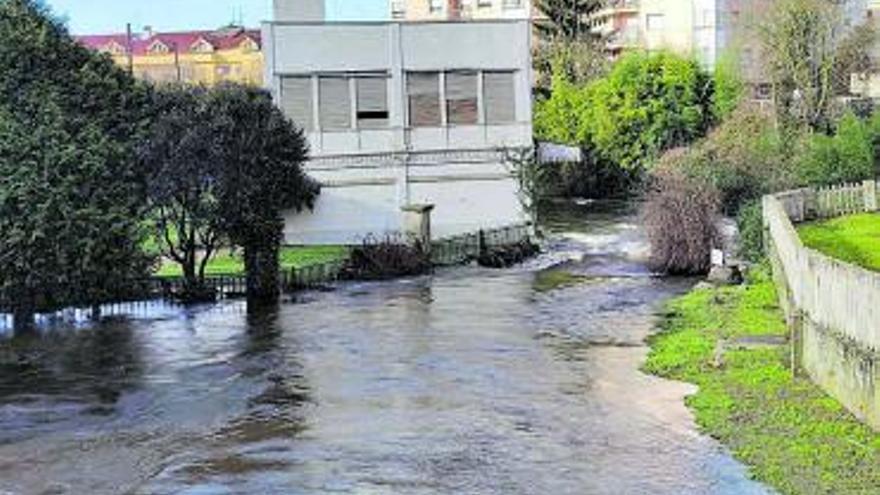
[[643, 152, 721, 275], [795, 111, 875, 186], [341, 235, 432, 281], [534, 50, 715, 194], [736, 201, 765, 263]]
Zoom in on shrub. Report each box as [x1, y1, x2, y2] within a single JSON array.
[[694, 105, 794, 213], [796, 111, 874, 186], [342, 235, 432, 280], [736, 200, 765, 262], [643, 152, 721, 275], [589, 51, 714, 174]]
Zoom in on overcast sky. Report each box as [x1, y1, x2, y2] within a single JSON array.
[[44, 0, 388, 34]]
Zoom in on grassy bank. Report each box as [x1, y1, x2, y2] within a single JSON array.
[[155, 246, 349, 278], [798, 213, 880, 272], [644, 267, 880, 494]]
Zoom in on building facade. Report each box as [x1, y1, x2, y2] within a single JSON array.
[[264, 3, 533, 245], [390, 0, 532, 21], [77, 27, 263, 86]]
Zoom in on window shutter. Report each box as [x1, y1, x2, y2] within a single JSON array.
[[281, 76, 313, 131], [484, 71, 516, 124], [356, 76, 389, 129], [319, 76, 352, 130], [407, 72, 441, 127], [445, 71, 478, 125]]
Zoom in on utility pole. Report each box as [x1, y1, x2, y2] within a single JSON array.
[[125, 23, 134, 75], [173, 42, 181, 83]]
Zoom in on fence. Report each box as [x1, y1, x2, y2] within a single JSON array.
[[431, 223, 532, 266], [763, 179, 880, 429]]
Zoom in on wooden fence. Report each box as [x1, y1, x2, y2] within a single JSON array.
[[431, 223, 532, 266]]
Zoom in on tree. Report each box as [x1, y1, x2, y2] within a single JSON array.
[[587, 51, 714, 174], [534, 0, 605, 42], [206, 84, 319, 304], [712, 48, 745, 120], [139, 85, 225, 298], [760, 0, 871, 132], [0, 0, 152, 329]]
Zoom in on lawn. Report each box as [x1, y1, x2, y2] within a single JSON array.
[[644, 266, 880, 494], [798, 213, 880, 272], [154, 245, 349, 278]]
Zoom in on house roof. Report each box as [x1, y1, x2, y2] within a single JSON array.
[[76, 27, 261, 56]]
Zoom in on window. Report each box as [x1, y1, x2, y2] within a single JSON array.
[[148, 40, 170, 54], [484, 71, 516, 124], [281, 76, 314, 131], [319, 76, 352, 130], [445, 71, 478, 125], [429, 0, 443, 13], [356, 76, 389, 129], [646, 13, 665, 31], [407, 72, 441, 127]]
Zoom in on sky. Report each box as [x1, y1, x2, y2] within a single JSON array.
[[44, 0, 388, 34]]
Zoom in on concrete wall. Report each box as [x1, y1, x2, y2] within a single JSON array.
[[764, 182, 880, 429]]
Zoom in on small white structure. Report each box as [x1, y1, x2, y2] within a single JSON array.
[[264, 1, 533, 245]]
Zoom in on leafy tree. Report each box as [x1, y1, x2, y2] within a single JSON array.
[[588, 51, 714, 174], [139, 85, 225, 298], [534, 0, 605, 42], [206, 84, 319, 304], [0, 0, 152, 328], [760, 0, 871, 132]]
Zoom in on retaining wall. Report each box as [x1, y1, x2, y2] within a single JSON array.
[[764, 180, 880, 429]]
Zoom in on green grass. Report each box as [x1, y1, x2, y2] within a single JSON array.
[[798, 213, 880, 272], [154, 245, 349, 278], [644, 266, 880, 494]]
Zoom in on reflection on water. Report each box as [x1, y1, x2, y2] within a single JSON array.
[[0, 201, 771, 495]]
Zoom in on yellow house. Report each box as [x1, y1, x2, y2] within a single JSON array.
[[77, 26, 263, 86]]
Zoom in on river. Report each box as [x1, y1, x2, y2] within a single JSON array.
[[0, 201, 771, 495]]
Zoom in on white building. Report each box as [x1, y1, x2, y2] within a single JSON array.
[[264, 0, 533, 245]]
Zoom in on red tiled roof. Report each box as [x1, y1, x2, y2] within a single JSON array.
[[76, 27, 261, 56]]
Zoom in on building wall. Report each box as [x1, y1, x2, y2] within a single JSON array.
[[109, 47, 263, 86], [393, 0, 532, 21], [264, 17, 532, 245]]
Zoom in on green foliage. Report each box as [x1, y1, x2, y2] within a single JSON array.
[[645, 267, 880, 494], [690, 105, 793, 213], [140, 85, 226, 292], [796, 111, 874, 186], [736, 200, 765, 262], [798, 213, 880, 272], [206, 83, 319, 301], [589, 51, 714, 173], [535, 51, 715, 187], [0, 0, 152, 317], [533, 0, 604, 42], [761, 0, 856, 132], [712, 49, 745, 120]]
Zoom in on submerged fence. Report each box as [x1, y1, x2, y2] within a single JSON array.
[[764, 179, 880, 429], [0, 223, 534, 319]]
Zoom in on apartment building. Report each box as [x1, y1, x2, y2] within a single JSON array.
[[265, 0, 533, 244], [390, 0, 532, 21], [77, 26, 263, 86]]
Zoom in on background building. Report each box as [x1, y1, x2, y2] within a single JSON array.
[[265, 0, 533, 244], [390, 0, 532, 21], [77, 26, 263, 85]]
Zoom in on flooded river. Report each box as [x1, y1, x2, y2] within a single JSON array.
[[0, 202, 771, 494]]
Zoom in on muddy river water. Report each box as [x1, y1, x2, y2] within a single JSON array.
[[0, 202, 771, 494]]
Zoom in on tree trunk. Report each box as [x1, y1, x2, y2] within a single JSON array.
[[13, 301, 35, 335], [244, 243, 280, 305]]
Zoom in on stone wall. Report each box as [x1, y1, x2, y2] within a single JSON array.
[[763, 180, 880, 429]]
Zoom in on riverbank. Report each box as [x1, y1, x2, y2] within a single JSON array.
[[644, 266, 880, 494]]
